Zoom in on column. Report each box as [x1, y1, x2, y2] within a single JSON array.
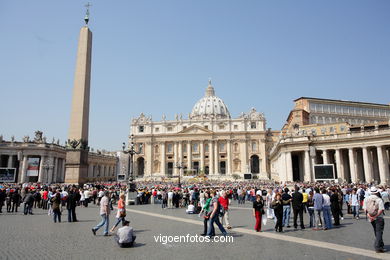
[[61, 159, 66, 182], [7, 155, 13, 168], [241, 140, 248, 173], [304, 150, 311, 182], [322, 150, 329, 164], [48, 157, 54, 184], [377, 146, 390, 184], [200, 141, 205, 172], [348, 148, 357, 183], [335, 149, 344, 181], [227, 140, 231, 175], [173, 142, 178, 175], [161, 142, 166, 176], [209, 140, 214, 175], [362, 147, 373, 183], [20, 156, 28, 183], [38, 156, 46, 183], [187, 141, 192, 170], [53, 157, 58, 183], [147, 142, 153, 177], [214, 141, 219, 174], [178, 141, 183, 163], [286, 151, 293, 182]]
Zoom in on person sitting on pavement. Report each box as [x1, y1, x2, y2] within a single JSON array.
[[114, 220, 136, 248], [186, 202, 196, 214]]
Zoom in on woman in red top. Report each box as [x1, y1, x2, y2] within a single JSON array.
[[110, 194, 126, 232]]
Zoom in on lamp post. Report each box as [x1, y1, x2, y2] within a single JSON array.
[[175, 162, 183, 187], [122, 134, 143, 189]]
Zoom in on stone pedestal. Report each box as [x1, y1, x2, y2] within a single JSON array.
[[65, 150, 89, 184]]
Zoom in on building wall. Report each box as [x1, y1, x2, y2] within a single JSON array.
[[270, 123, 390, 184], [129, 108, 272, 180]]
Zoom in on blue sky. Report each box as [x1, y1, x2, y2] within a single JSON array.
[[0, 1, 389, 151]]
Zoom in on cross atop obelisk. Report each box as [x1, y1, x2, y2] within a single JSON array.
[[84, 2, 91, 25], [65, 5, 93, 184]]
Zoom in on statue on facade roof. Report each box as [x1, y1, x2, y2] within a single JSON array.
[[23, 136, 30, 143], [34, 130, 43, 143]]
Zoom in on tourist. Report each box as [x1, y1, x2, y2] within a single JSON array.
[[161, 189, 167, 209], [11, 189, 21, 213], [0, 188, 5, 213], [322, 189, 332, 230], [363, 186, 386, 253], [330, 188, 341, 226], [271, 193, 283, 232], [23, 189, 34, 215], [307, 191, 315, 228], [66, 189, 78, 222], [110, 194, 126, 232], [206, 190, 227, 237], [350, 189, 360, 219], [313, 187, 323, 230], [282, 188, 292, 228], [219, 190, 232, 229], [167, 190, 173, 209], [114, 220, 136, 248], [380, 188, 389, 210], [292, 186, 305, 229], [6, 190, 12, 212], [51, 191, 62, 223], [79, 189, 85, 207], [253, 194, 264, 232], [265, 189, 274, 219], [33, 189, 41, 208], [97, 189, 104, 205], [186, 201, 196, 214], [199, 191, 212, 236], [83, 189, 90, 207], [92, 190, 111, 236]]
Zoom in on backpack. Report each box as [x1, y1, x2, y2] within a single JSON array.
[[366, 197, 379, 217]]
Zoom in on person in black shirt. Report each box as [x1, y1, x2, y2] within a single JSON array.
[[271, 193, 284, 232], [253, 195, 264, 232], [330, 189, 341, 226], [292, 186, 305, 229], [281, 188, 292, 228]]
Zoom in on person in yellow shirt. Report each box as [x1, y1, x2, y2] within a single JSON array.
[[302, 190, 308, 213]]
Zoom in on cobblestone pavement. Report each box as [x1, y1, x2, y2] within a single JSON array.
[[1, 202, 389, 260]]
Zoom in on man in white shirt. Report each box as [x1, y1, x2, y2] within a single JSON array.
[[92, 191, 110, 236], [363, 187, 386, 253], [97, 189, 104, 203], [186, 202, 196, 214], [115, 220, 136, 248], [167, 190, 174, 209]]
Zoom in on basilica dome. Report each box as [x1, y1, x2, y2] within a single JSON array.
[[190, 80, 231, 120]]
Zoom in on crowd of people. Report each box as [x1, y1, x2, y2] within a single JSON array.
[[0, 180, 388, 252]]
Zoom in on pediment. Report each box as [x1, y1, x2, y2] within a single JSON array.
[[178, 125, 213, 134]]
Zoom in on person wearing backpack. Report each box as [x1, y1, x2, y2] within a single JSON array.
[[363, 186, 386, 253], [206, 190, 227, 237]]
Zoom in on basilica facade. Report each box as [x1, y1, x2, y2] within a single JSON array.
[[129, 81, 277, 180]]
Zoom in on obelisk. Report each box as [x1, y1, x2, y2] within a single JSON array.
[[65, 6, 92, 184]]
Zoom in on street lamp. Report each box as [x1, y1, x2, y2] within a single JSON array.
[[175, 162, 183, 187], [122, 134, 142, 189]]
